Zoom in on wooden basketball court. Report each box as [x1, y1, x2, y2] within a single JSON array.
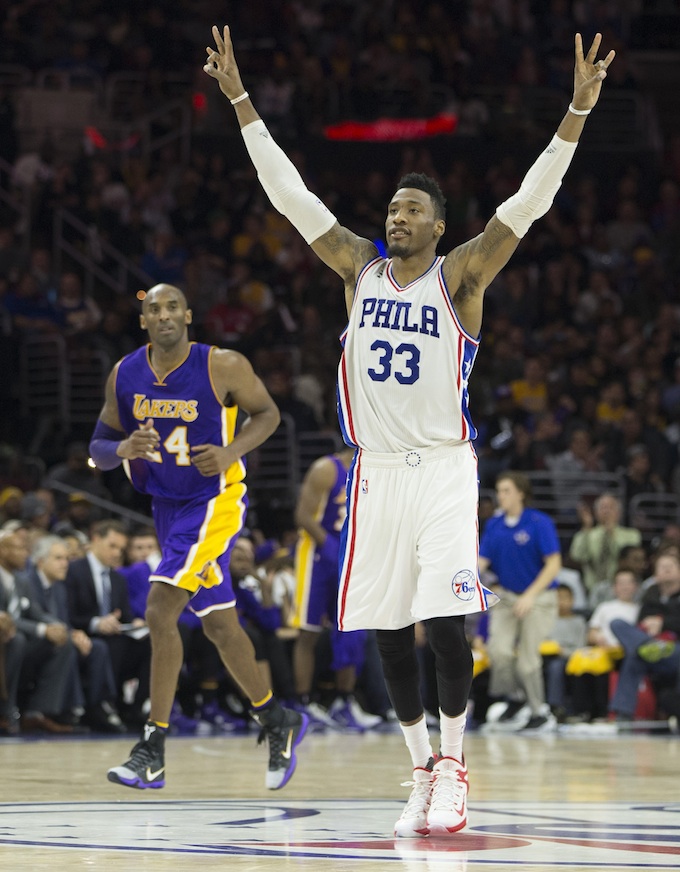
[[1, 727, 679, 871]]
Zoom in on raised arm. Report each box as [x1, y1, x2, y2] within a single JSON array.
[[444, 33, 615, 337], [203, 25, 378, 309]]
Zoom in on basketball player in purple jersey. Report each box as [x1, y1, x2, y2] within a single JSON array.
[[89, 283, 308, 790], [204, 27, 615, 835], [293, 447, 383, 730]]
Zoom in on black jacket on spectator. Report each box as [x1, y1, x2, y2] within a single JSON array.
[[65, 557, 133, 631], [639, 585, 680, 639], [0, 570, 77, 718], [24, 565, 70, 624], [64, 557, 150, 713]]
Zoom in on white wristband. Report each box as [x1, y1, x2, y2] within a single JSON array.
[[230, 91, 249, 105], [568, 103, 591, 116]]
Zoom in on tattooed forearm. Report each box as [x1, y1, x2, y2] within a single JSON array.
[[318, 225, 347, 255], [477, 216, 514, 261]]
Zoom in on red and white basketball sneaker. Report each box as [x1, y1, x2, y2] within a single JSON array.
[[394, 758, 436, 838], [426, 756, 469, 835]]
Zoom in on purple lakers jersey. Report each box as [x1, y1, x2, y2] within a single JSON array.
[[115, 342, 245, 500], [319, 454, 348, 537]]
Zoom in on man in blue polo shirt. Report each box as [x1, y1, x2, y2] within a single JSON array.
[[479, 471, 562, 732]]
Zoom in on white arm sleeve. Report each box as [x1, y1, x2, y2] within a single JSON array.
[[495, 135, 578, 238], [241, 120, 337, 244]]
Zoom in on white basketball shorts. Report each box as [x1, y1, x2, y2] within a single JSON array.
[[337, 441, 499, 631]]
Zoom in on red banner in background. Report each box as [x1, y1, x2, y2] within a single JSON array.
[[84, 127, 140, 152], [323, 113, 458, 142]]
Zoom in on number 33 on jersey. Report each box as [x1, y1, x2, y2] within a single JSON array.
[[338, 256, 479, 453]]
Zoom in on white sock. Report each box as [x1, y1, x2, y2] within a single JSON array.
[[439, 709, 466, 762], [399, 715, 433, 769]]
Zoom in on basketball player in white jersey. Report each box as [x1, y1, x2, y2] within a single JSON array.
[[204, 26, 615, 837]]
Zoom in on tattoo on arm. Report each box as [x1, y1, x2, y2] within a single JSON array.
[[317, 227, 377, 284], [353, 238, 379, 266], [478, 217, 514, 261], [448, 217, 515, 304], [318, 225, 347, 255]]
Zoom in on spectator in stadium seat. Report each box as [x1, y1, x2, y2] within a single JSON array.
[[26, 534, 125, 733], [0, 530, 81, 735], [569, 493, 642, 602], [609, 551, 680, 722], [65, 519, 150, 726]]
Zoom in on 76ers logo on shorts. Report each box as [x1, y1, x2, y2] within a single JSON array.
[[452, 569, 476, 601]]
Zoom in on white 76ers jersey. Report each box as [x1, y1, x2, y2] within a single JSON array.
[[337, 256, 479, 452]]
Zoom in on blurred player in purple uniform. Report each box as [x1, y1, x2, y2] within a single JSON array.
[[293, 447, 383, 730]]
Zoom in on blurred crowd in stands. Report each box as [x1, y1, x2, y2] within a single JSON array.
[[0, 514, 396, 737], [2, 481, 680, 738], [1, 4, 680, 507], [2, 1, 680, 734]]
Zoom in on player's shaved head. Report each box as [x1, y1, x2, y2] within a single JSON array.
[[142, 284, 188, 312]]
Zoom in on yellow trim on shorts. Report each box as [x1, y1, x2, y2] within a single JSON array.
[[172, 481, 247, 593], [222, 404, 246, 486], [291, 531, 316, 629]]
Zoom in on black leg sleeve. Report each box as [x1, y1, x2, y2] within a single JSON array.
[[375, 625, 423, 723], [424, 616, 473, 718]]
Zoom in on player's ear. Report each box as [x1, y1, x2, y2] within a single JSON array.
[[434, 219, 445, 239], [185, 308, 193, 325], [140, 314, 147, 330]]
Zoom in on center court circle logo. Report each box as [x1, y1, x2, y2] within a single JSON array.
[[452, 569, 476, 601], [1, 800, 679, 864]]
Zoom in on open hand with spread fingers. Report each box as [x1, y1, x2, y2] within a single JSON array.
[[203, 24, 246, 101], [572, 32, 616, 112]]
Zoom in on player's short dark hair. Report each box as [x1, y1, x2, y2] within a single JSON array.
[[396, 172, 446, 222]]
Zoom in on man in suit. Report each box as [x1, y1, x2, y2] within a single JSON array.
[[65, 519, 151, 723], [0, 529, 80, 734], [27, 534, 125, 733]]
